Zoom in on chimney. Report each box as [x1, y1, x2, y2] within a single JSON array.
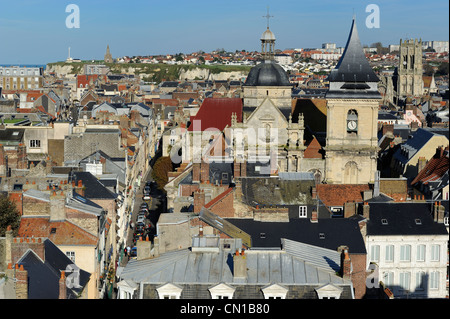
[[192, 163, 201, 183], [311, 187, 317, 199], [15, 264, 28, 299], [200, 160, 210, 183], [417, 157, 427, 174], [233, 249, 247, 279], [49, 191, 66, 222], [344, 201, 356, 218], [5, 225, 13, 265], [136, 236, 152, 260], [193, 189, 206, 214], [233, 161, 241, 178], [310, 207, 318, 223], [153, 236, 160, 258], [240, 161, 247, 177], [59, 271, 67, 299], [363, 202, 370, 220], [74, 180, 85, 197], [340, 247, 352, 280], [434, 202, 445, 223]]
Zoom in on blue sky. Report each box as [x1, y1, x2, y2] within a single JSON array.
[[0, 0, 448, 64]]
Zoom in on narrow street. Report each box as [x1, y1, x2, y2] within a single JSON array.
[[119, 166, 166, 267]]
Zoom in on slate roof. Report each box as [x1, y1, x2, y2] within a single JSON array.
[[119, 238, 351, 288], [244, 60, 292, 87], [393, 128, 448, 165], [18, 239, 91, 299], [366, 202, 448, 236], [71, 171, 117, 200], [226, 218, 367, 254], [327, 18, 379, 83]]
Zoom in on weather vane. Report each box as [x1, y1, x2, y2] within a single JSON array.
[[263, 6, 274, 29]]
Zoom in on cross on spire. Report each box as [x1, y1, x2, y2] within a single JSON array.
[[263, 6, 273, 29]]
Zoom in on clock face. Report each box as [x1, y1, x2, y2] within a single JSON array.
[[347, 120, 357, 131]]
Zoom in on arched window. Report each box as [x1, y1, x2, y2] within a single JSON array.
[[344, 161, 358, 184], [347, 110, 358, 134]]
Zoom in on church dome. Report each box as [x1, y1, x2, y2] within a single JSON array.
[[261, 28, 276, 41], [244, 60, 291, 87]]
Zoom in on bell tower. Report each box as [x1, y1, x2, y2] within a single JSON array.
[[324, 17, 381, 184]]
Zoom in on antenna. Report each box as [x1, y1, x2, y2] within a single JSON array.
[[263, 6, 274, 29]]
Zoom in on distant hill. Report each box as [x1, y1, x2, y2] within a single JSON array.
[[46, 61, 252, 83]]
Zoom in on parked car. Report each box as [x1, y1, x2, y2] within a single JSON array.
[[129, 247, 137, 259], [137, 215, 146, 224], [135, 222, 145, 232], [140, 202, 149, 209], [143, 192, 151, 200]]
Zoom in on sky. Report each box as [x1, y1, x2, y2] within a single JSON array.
[[0, 0, 448, 65]]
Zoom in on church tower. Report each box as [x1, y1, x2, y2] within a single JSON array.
[[396, 39, 423, 98], [324, 17, 381, 184], [104, 45, 113, 63], [242, 8, 292, 109]]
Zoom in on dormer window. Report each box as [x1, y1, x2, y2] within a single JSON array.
[[415, 219, 422, 225], [381, 219, 388, 225]]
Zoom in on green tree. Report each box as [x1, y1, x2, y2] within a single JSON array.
[[0, 194, 20, 237], [151, 157, 174, 191]]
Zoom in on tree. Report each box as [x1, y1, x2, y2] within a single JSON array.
[[0, 194, 20, 237], [151, 157, 174, 191]]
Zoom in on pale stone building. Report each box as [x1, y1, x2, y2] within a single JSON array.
[[395, 39, 424, 98], [242, 26, 292, 109], [325, 18, 381, 185]]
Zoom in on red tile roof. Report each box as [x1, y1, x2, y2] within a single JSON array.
[[411, 149, 449, 186], [18, 217, 98, 246], [188, 98, 242, 132], [204, 187, 233, 209], [316, 184, 371, 207], [304, 136, 323, 159]]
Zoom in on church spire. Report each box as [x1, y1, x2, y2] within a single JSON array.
[[260, 7, 276, 60], [326, 17, 381, 99], [328, 17, 379, 83]]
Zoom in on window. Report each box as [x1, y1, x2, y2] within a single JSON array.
[[384, 272, 394, 287], [221, 172, 228, 181], [29, 140, 41, 148], [385, 245, 394, 263], [445, 217, 449, 226], [400, 245, 411, 262], [299, 206, 307, 218], [370, 245, 380, 262], [431, 245, 440, 262], [430, 271, 439, 289], [417, 245, 426, 262], [416, 272, 425, 290], [66, 251, 75, 263], [156, 283, 182, 299], [399, 272, 411, 291], [209, 283, 235, 299]]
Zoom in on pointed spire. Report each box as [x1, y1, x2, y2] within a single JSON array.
[[328, 17, 379, 83]]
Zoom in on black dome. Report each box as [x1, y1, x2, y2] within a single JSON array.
[[244, 60, 291, 87]]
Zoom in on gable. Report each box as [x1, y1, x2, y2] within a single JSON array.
[[246, 98, 288, 129]]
